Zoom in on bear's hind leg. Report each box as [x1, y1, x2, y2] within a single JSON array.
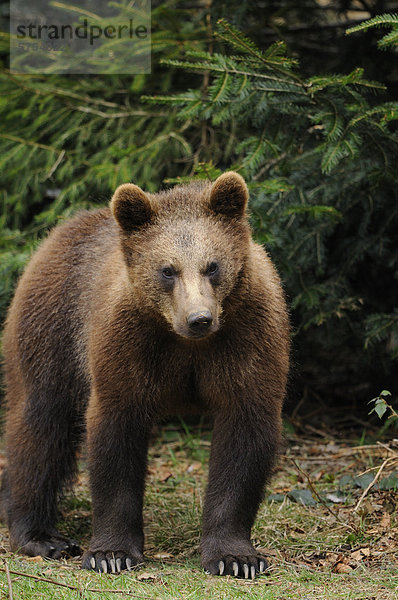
[[3, 388, 84, 558]]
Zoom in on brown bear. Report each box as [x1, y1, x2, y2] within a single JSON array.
[[1, 171, 289, 578]]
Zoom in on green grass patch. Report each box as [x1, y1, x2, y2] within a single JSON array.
[[1, 423, 397, 599]]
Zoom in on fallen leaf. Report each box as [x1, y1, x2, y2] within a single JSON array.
[[137, 572, 157, 581], [354, 472, 376, 489], [339, 474, 354, 488], [326, 491, 346, 503], [288, 489, 317, 506], [25, 556, 44, 563], [351, 547, 370, 561], [267, 493, 285, 503], [334, 562, 353, 573], [379, 473, 398, 490], [153, 552, 174, 560], [186, 462, 202, 474], [256, 547, 278, 557], [325, 552, 339, 563], [381, 512, 391, 529]]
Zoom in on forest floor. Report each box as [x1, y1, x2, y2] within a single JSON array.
[[0, 418, 397, 599]]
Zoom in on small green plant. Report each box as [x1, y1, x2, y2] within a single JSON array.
[[368, 390, 397, 420]]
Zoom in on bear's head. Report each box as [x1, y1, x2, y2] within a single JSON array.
[[110, 172, 251, 341]]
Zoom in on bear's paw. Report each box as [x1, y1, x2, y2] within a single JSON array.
[[203, 552, 268, 579], [16, 535, 81, 559], [81, 550, 144, 573]]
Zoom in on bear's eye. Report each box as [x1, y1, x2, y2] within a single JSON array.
[[206, 262, 219, 277], [162, 267, 174, 279]]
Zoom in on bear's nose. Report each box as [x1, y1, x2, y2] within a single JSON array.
[[186, 311, 213, 334]]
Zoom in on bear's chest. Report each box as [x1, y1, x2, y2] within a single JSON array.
[[161, 365, 210, 417]]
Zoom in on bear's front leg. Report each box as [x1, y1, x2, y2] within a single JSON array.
[[201, 407, 281, 579], [82, 392, 152, 573]]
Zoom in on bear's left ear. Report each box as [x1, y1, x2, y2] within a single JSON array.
[[209, 171, 249, 218], [110, 183, 153, 233]]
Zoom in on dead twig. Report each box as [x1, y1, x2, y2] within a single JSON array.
[[67, 104, 167, 119], [282, 454, 350, 461], [45, 149, 65, 180], [376, 441, 397, 454], [353, 456, 397, 513], [348, 443, 394, 453], [4, 561, 14, 600], [357, 454, 398, 477], [0, 566, 151, 598], [290, 458, 358, 532]]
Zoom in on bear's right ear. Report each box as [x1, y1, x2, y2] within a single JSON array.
[[110, 184, 153, 233], [209, 171, 249, 219]]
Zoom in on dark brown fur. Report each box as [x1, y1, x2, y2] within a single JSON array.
[[1, 172, 289, 578]]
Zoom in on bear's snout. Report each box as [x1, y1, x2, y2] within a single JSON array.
[[186, 310, 213, 337]]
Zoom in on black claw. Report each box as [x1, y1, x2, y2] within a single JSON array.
[[18, 534, 81, 560]]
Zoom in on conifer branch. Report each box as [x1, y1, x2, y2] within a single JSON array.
[[0, 134, 63, 154], [346, 13, 398, 49]]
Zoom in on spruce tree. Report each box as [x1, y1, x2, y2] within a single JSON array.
[[144, 18, 398, 401], [0, 0, 210, 321], [1, 7, 397, 404]]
